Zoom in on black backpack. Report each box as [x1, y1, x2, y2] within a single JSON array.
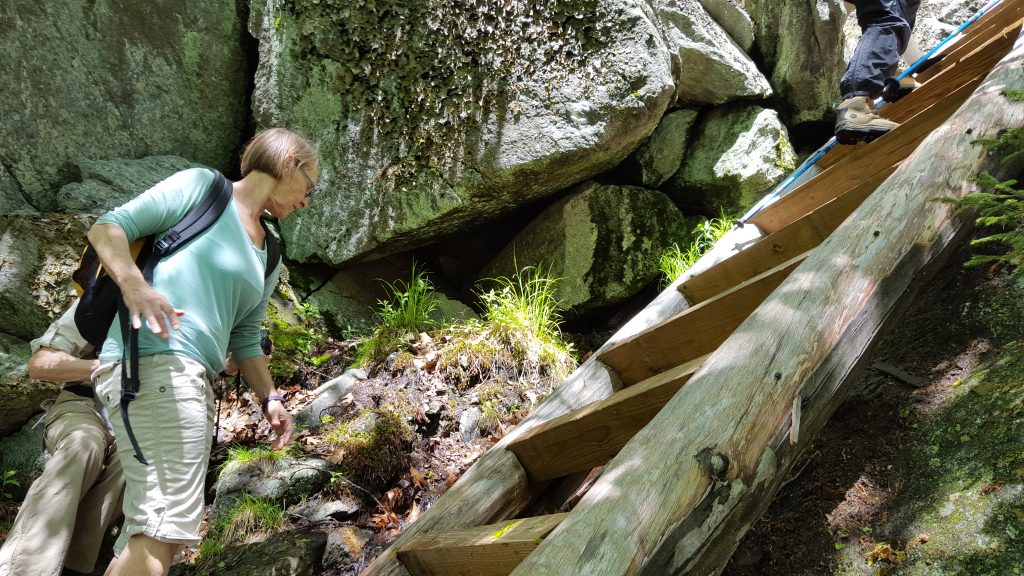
[[71, 169, 280, 463]]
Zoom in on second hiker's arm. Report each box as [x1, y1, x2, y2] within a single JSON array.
[[86, 223, 179, 338]]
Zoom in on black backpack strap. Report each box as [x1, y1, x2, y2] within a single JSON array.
[[144, 169, 232, 281], [260, 218, 281, 280], [116, 296, 148, 465]]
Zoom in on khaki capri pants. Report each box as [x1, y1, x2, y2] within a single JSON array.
[[94, 354, 214, 555]]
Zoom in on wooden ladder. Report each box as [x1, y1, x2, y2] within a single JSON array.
[[366, 4, 1024, 574]]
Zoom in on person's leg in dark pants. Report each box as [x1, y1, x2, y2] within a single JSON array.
[[836, 0, 920, 143]]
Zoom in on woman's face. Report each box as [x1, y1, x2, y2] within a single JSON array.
[[266, 160, 318, 219]]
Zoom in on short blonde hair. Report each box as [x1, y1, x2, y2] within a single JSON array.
[[240, 128, 318, 178]]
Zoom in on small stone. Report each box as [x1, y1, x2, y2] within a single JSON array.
[[322, 526, 373, 568], [460, 407, 482, 443]]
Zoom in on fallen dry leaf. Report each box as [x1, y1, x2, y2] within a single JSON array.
[[410, 466, 428, 488]]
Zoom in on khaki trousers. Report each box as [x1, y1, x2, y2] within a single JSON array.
[[0, 391, 124, 576]]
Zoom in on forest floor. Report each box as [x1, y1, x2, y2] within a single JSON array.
[[722, 245, 1024, 576]]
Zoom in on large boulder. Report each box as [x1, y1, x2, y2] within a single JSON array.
[[746, 0, 847, 127], [0, 214, 87, 341], [0, 334, 60, 439], [619, 108, 700, 187], [213, 456, 333, 521], [653, 0, 772, 106], [0, 1, 249, 212], [57, 156, 201, 215], [482, 182, 698, 316], [251, 0, 676, 265], [663, 104, 796, 215], [696, 0, 755, 52], [306, 271, 385, 337]]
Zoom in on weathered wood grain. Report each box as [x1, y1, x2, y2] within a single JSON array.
[[508, 355, 707, 482], [599, 254, 806, 385], [397, 514, 567, 576]]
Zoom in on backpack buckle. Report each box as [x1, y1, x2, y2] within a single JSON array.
[[153, 231, 181, 254]]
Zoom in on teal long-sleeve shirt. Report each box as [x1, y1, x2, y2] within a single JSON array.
[[95, 168, 281, 378]]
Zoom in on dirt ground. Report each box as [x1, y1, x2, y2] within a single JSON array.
[[723, 245, 1024, 576]]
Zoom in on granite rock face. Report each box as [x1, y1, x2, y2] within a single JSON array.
[[621, 108, 701, 187], [483, 182, 698, 316], [664, 104, 797, 215], [747, 0, 847, 126], [0, 214, 88, 341], [0, 335, 61, 439], [251, 0, 677, 265], [0, 1, 250, 212], [57, 156, 202, 215], [653, 0, 772, 106]]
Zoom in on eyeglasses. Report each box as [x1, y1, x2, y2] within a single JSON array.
[[297, 165, 319, 198]]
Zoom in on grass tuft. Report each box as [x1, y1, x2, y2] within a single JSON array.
[[194, 493, 286, 568], [434, 265, 576, 389], [220, 444, 292, 476], [659, 213, 735, 287], [355, 265, 438, 367]]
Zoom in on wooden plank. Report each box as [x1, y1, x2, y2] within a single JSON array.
[[398, 514, 567, 576], [506, 28, 1024, 576], [599, 254, 806, 385], [508, 355, 707, 482], [749, 73, 980, 235], [681, 164, 895, 303]]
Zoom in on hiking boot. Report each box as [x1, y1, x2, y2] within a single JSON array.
[[835, 96, 900, 145]]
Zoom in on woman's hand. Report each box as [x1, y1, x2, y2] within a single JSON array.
[[264, 400, 294, 449], [120, 278, 180, 339]]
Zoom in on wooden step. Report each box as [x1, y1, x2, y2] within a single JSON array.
[[598, 254, 806, 385], [508, 355, 707, 482], [681, 164, 895, 303], [397, 514, 567, 576], [748, 71, 984, 234]]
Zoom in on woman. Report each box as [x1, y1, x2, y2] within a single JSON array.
[[87, 128, 318, 576]]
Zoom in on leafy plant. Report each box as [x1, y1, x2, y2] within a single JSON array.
[[939, 173, 1024, 277], [1, 470, 18, 500], [935, 125, 1024, 280], [478, 265, 564, 350], [376, 265, 439, 333], [659, 212, 735, 287]]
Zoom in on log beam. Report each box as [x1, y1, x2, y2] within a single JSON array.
[[507, 29, 1024, 576]]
